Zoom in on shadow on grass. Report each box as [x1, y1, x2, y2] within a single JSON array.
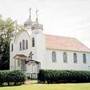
[[0, 82, 24, 87]]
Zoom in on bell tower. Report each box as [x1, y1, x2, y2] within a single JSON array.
[[24, 8, 32, 29], [31, 9, 43, 33], [30, 9, 46, 69]]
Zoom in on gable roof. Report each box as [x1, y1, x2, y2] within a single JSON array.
[[14, 30, 30, 43], [45, 34, 90, 52]]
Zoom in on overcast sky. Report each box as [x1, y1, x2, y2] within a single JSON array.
[[0, 0, 90, 48]]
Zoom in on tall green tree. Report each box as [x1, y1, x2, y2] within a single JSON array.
[[0, 16, 24, 70], [0, 16, 16, 70]]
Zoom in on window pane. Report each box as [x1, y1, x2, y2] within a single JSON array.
[[32, 38, 35, 47], [26, 40, 28, 49], [20, 42, 22, 50], [22, 40, 25, 50], [52, 51, 56, 62], [73, 53, 77, 63], [63, 52, 67, 63], [83, 54, 86, 64], [11, 44, 13, 52]]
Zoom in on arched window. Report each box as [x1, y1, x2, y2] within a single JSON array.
[[20, 42, 22, 50], [73, 53, 77, 63], [32, 38, 35, 47], [11, 43, 13, 52], [26, 40, 28, 49], [52, 51, 56, 62], [22, 40, 25, 50], [83, 54, 86, 64], [63, 52, 67, 63]]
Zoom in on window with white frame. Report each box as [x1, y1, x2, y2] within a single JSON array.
[[32, 37, 35, 47], [73, 53, 77, 63], [20, 42, 22, 50], [52, 51, 56, 63], [63, 52, 67, 63], [26, 40, 28, 49], [22, 40, 25, 50], [83, 54, 86, 64], [11, 43, 13, 52]]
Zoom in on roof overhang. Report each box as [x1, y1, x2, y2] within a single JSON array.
[[46, 47, 90, 53], [13, 54, 40, 64], [25, 60, 40, 64], [13, 54, 27, 59]]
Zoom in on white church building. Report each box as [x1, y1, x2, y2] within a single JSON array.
[[10, 9, 90, 78]]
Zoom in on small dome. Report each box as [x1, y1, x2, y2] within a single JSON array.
[[24, 19, 32, 27], [24, 8, 43, 30], [31, 22, 43, 30]]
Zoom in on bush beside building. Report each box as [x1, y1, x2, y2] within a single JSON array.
[[0, 70, 26, 86], [38, 70, 90, 83]]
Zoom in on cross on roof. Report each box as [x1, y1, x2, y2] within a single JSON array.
[[28, 51, 33, 60], [36, 9, 39, 23]]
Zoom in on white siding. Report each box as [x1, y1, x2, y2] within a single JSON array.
[[10, 30, 90, 72], [10, 31, 32, 70], [44, 49, 90, 71]]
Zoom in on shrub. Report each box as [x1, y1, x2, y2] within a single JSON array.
[[0, 70, 26, 86], [0, 71, 8, 86], [0, 72, 4, 85], [7, 70, 26, 85], [38, 70, 90, 83]]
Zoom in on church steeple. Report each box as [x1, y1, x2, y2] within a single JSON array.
[[31, 9, 43, 30], [24, 8, 43, 30], [24, 8, 32, 27], [29, 8, 31, 22], [36, 9, 39, 24]]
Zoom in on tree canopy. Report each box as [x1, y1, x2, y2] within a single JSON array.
[[0, 16, 23, 70]]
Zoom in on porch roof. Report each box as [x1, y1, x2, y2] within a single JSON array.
[[13, 54, 27, 59], [13, 54, 40, 64]]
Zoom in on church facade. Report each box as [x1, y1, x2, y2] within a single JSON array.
[[10, 9, 90, 78]]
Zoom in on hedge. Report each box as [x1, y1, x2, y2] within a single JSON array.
[[38, 70, 90, 83], [0, 70, 26, 86]]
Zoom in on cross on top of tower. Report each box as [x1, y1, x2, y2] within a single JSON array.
[[36, 9, 39, 23], [29, 8, 31, 21]]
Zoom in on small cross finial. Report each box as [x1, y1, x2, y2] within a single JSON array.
[[29, 8, 31, 20], [36, 9, 39, 23]]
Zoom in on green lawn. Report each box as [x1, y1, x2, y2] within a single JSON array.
[[0, 81, 90, 90]]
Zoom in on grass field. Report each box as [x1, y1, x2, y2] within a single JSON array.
[[0, 81, 90, 90]]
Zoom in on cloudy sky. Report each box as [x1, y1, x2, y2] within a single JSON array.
[[0, 0, 90, 48]]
